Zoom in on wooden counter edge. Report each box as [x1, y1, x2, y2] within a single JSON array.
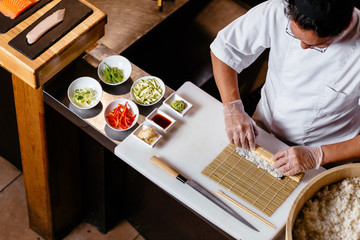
[[36, 0, 107, 88], [0, 0, 107, 89], [37, 18, 107, 87]]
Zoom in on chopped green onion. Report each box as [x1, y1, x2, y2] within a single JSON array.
[[71, 88, 97, 107], [103, 63, 124, 84]]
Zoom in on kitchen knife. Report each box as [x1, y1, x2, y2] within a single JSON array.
[[150, 156, 259, 232]]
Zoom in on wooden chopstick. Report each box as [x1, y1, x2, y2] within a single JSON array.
[[216, 190, 276, 229]]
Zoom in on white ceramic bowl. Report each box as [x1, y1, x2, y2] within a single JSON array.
[[104, 99, 139, 131], [132, 122, 163, 148], [286, 163, 360, 240], [130, 76, 165, 106], [67, 76, 102, 110], [97, 55, 132, 86], [146, 108, 176, 133], [163, 93, 193, 117]]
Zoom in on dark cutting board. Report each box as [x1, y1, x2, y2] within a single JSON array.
[[8, 0, 93, 60], [0, 0, 53, 34]]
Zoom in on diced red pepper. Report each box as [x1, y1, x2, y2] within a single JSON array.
[[106, 102, 136, 129]]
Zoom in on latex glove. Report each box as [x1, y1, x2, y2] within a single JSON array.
[[271, 146, 323, 176], [223, 99, 258, 150]]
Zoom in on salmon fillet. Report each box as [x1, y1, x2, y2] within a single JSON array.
[[0, 0, 39, 19], [26, 8, 65, 45]]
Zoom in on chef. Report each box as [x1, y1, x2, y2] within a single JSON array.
[[210, 0, 360, 176]]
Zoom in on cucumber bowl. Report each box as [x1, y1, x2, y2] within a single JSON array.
[[130, 76, 165, 106]]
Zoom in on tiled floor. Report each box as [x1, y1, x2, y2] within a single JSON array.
[[0, 156, 144, 240]]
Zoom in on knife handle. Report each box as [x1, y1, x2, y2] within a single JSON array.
[[150, 156, 187, 183]]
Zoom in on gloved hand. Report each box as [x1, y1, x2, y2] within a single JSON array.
[[271, 146, 323, 176], [223, 99, 258, 150]]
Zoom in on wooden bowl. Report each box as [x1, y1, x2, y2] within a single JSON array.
[[286, 163, 360, 240]]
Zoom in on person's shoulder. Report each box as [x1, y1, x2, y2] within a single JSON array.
[[257, 0, 285, 9], [349, 9, 360, 37], [247, 0, 286, 25], [352, 9, 360, 43], [268, 0, 286, 14], [267, 0, 285, 7], [250, 0, 286, 17], [354, 7, 360, 18]]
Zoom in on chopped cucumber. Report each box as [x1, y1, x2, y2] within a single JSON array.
[[132, 78, 163, 104]]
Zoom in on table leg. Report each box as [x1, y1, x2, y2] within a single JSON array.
[[12, 73, 88, 240], [12, 75, 54, 239]]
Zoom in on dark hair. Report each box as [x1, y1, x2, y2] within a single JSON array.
[[284, 0, 354, 38]]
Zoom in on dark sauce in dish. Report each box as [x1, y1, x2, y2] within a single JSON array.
[[151, 113, 171, 129]]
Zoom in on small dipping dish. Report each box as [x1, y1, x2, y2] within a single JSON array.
[[146, 108, 176, 133], [163, 93, 193, 117], [132, 123, 163, 148]]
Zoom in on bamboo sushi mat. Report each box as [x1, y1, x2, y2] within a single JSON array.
[[201, 143, 300, 216]]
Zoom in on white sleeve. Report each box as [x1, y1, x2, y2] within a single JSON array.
[[210, 0, 284, 73]]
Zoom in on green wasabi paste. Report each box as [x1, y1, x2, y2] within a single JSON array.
[[171, 100, 186, 112]]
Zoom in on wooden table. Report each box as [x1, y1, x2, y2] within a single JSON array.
[[42, 43, 232, 240], [0, 1, 106, 239], [1, 0, 196, 238]]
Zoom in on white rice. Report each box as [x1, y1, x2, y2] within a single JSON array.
[[235, 147, 284, 179], [293, 177, 360, 240]]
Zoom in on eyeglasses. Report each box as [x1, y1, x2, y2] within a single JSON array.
[[285, 19, 331, 53]]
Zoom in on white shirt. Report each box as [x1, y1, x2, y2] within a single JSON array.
[[210, 0, 360, 147]]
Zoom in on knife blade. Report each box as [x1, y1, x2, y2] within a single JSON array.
[[150, 156, 259, 232]]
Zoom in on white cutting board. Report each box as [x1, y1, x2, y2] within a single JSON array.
[[115, 81, 325, 240]]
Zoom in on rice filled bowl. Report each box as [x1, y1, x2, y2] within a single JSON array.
[[286, 163, 360, 240]]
